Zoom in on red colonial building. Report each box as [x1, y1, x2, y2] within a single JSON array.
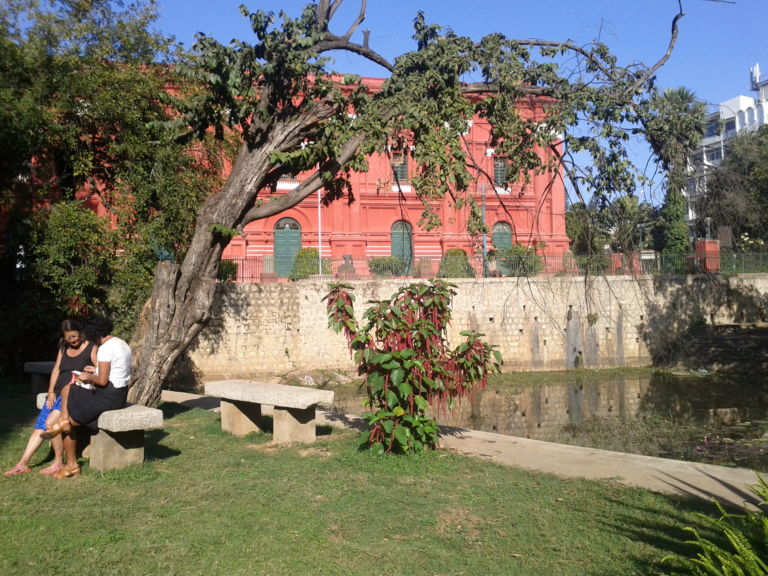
[[222, 77, 569, 280]]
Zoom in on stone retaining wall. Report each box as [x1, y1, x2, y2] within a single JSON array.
[[174, 274, 768, 384]]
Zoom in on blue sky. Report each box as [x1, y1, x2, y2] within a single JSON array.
[[154, 0, 766, 201], [155, 0, 766, 107]]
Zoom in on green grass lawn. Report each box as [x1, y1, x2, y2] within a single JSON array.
[[0, 385, 718, 576]]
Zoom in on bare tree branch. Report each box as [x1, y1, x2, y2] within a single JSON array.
[[341, 0, 366, 41], [630, 10, 684, 94], [314, 37, 394, 71], [311, 0, 394, 72]]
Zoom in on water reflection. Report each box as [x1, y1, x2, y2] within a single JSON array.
[[329, 371, 768, 443]]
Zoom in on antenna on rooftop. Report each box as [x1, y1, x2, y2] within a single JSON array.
[[750, 63, 761, 92]]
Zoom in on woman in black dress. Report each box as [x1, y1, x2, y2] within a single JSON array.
[[4, 319, 97, 476], [42, 316, 131, 478]]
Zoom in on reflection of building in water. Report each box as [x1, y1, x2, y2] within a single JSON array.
[[331, 375, 650, 442]]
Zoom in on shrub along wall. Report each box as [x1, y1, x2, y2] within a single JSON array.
[[172, 274, 768, 386]]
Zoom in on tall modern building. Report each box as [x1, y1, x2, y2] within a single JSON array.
[[687, 63, 768, 237]]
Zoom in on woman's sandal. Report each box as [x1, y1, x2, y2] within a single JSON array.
[[41, 419, 71, 440], [53, 466, 81, 479]]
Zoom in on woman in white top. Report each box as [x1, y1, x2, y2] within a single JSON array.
[[42, 315, 132, 478]]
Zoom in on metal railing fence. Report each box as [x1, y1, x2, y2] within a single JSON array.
[[217, 251, 767, 283]]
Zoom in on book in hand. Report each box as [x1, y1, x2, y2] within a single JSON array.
[[71, 371, 94, 391]]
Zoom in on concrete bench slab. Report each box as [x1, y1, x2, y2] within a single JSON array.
[[97, 404, 163, 433], [204, 380, 334, 444], [35, 393, 163, 472]]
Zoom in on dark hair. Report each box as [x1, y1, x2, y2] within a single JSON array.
[[86, 315, 114, 340], [59, 318, 84, 350]]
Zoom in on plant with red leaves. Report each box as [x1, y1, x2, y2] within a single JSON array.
[[324, 279, 501, 454]]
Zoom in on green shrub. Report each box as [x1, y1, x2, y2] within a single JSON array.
[[31, 201, 116, 314], [367, 256, 406, 278], [324, 280, 501, 454], [438, 249, 475, 278], [497, 244, 543, 277], [575, 253, 610, 275], [289, 248, 330, 280], [217, 259, 238, 282]]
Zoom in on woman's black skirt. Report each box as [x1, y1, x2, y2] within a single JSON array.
[[68, 382, 128, 431]]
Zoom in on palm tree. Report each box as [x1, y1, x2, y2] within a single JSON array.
[[645, 87, 707, 254]]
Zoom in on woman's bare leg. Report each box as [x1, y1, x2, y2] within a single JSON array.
[[58, 425, 80, 477], [40, 410, 64, 475], [3, 430, 44, 475]]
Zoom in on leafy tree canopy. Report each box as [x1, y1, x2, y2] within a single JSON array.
[[134, 0, 718, 405], [0, 0, 714, 402], [694, 125, 768, 243], [1, 0, 223, 343]]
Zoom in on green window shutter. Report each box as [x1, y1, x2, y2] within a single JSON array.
[[391, 221, 413, 274], [274, 218, 301, 277], [492, 222, 513, 275], [493, 157, 508, 187], [392, 152, 408, 182]]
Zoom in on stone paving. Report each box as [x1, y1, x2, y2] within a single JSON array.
[[162, 390, 762, 509]]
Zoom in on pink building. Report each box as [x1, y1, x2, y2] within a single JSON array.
[[222, 78, 569, 280]]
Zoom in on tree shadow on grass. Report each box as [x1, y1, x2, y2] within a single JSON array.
[[0, 383, 39, 453], [598, 491, 738, 576], [160, 398, 219, 420], [320, 411, 367, 431]]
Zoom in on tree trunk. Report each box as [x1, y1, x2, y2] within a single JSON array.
[[128, 261, 215, 406], [128, 107, 339, 406], [128, 142, 271, 406]]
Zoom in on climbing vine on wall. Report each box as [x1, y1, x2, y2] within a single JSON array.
[[324, 279, 501, 454]]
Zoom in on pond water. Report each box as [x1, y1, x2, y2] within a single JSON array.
[[327, 369, 768, 470]]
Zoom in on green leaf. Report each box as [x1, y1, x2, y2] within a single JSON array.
[[393, 425, 410, 448], [390, 368, 405, 388]]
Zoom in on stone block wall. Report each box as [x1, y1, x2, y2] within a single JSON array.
[[178, 274, 768, 383]]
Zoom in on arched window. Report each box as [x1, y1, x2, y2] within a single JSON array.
[[273, 218, 301, 277], [391, 220, 413, 274]]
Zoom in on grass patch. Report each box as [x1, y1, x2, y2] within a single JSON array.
[[0, 384, 719, 576]]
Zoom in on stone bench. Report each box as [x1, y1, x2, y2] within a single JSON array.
[[204, 380, 334, 444], [36, 393, 163, 472], [25, 361, 55, 394]]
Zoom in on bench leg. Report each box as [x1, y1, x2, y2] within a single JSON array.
[[273, 406, 317, 444], [89, 429, 145, 472], [220, 400, 263, 437]]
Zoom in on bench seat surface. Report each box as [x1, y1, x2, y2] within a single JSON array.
[[35, 393, 163, 432], [205, 380, 334, 410]]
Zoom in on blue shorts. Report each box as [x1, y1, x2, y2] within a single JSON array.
[[34, 396, 62, 430]]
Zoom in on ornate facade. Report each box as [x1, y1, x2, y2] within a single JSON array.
[[222, 78, 569, 280]]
